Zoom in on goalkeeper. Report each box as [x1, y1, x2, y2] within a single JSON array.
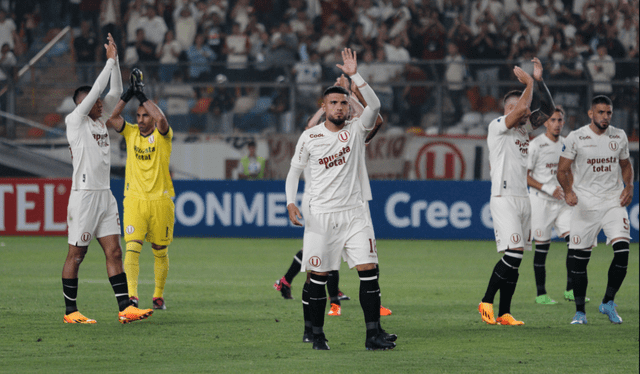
[[107, 68, 175, 310]]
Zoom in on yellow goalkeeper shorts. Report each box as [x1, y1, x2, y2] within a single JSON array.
[[123, 196, 174, 245]]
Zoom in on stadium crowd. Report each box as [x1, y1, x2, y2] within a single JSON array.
[[0, 0, 638, 134]]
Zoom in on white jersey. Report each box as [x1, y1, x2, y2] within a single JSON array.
[[527, 133, 564, 200], [488, 115, 530, 197], [291, 118, 370, 213], [65, 58, 122, 190], [561, 124, 630, 210]]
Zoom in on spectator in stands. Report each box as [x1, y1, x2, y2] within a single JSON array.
[[156, 30, 182, 83], [162, 70, 197, 132], [204, 12, 225, 59], [536, 24, 555, 60], [224, 22, 251, 81], [587, 44, 615, 97], [618, 15, 637, 54], [345, 22, 370, 55], [0, 9, 17, 53], [139, 5, 168, 47], [382, 0, 411, 39], [601, 25, 627, 59], [441, 0, 465, 31], [444, 41, 467, 124], [402, 64, 428, 128], [292, 50, 322, 114], [187, 33, 216, 82], [574, 31, 593, 59], [319, 0, 354, 29], [317, 24, 344, 59], [231, 0, 253, 32], [175, 5, 197, 52], [520, 3, 553, 42], [446, 13, 474, 57], [125, 0, 145, 44], [358, 49, 394, 112], [133, 28, 157, 74], [73, 20, 99, 84], [549, 41, 584, 112], [99, 0, 121, 50], [470, 20, 503, 100]]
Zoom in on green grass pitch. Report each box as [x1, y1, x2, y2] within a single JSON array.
[[0, 237, 637, 373]]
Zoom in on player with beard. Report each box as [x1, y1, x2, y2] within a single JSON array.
[[557, 95, 634, 325], [285, 48, 395, 350]]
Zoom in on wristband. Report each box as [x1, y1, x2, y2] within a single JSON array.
[[135, 91, 148, 104], [120, 88, 134, 103], [541, 184, 556, 196], [349, 72, 366, 87]]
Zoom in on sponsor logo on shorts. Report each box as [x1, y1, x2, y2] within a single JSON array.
[[126, 225, 135, 235], [338, 130, 350, 142], [609, 141, 618, 151], [309, 256, 321, 267], [81, 232, 91, 242], [510, 234, 521, 244], [572, 235, 581, 245]]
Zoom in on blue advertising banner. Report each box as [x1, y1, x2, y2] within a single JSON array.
[[111, 180, 639, 242]]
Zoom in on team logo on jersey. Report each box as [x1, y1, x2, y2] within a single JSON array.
[[338, 130, 350, 142], [309, 256, 321, 267], [609, 141, 618, 151], [81, 232, 91, 242], [149, 135, 155, 144], [510, 234, 521, 244], [126, 225, 135, 235], [571, 235, 581, 245]]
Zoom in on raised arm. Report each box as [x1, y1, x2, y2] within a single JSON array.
[[336, 48, 380, 129], [102, 33, 123, 118], [529, 57, 556, 130], [74, 43, 117, 116], [131, 68, 170, 135], [505, 66, 534, 130], [350, 80, 383, 143]]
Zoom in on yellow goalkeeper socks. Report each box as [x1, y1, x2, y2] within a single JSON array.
[[153, 247, 169, 299], [124, 241, 142, 298]]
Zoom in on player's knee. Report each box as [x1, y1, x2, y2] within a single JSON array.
[[152, 245, 168, 258], [355, 263, 376, 271], [612, 241, 629, 267]]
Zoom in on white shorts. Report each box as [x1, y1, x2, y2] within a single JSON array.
[[67, 190, 121, 246], [302, 203, 378, 272], [490, 196, 532, 252], [529, 192, 572, 242], [569, 205, 631, 249]]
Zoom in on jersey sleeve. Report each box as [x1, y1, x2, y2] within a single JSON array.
[[290, 132, 309, 169], [619, 131, 630, 160], [72, 59, 116, 118], [527, 138, 538, 170], [488, 117, 508, 137], [560, 132, 577, 160]]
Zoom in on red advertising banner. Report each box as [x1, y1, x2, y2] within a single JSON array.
[[0, 178, 71, 236]]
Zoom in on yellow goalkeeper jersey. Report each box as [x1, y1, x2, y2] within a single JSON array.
[[120, 122, 175, 200]]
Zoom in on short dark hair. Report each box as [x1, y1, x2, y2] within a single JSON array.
[[503, 90, 522, 106], [73, 86, 92, 105], [247, 140, 256, 148], [323, 85, 349, 97], [592, 95, 612, 107], [554, 107, 565, 116]]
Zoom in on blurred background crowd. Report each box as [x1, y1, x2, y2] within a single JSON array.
[[0, 0, 638, 138]]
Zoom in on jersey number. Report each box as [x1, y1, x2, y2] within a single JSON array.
[[623, 218, 630, 231], [369, 239, 377, 254]]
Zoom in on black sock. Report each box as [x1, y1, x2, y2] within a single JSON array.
[[565, 235, 574, 291], [308, 273, 327, 336], [482, 250, 522, 303], [534, 243, 550, 296], [603, 242, 629, 303], [284, 250, 303, 284], [327, 270, 340, 306], [302, 281, 311, 333], [358, 269, 380, 338], [109, 272, 131, 312], [499, 272, 519, 317], [376, 265, 385, 333], [571, 249, 591, 313], [62, 278, 79, 315]]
